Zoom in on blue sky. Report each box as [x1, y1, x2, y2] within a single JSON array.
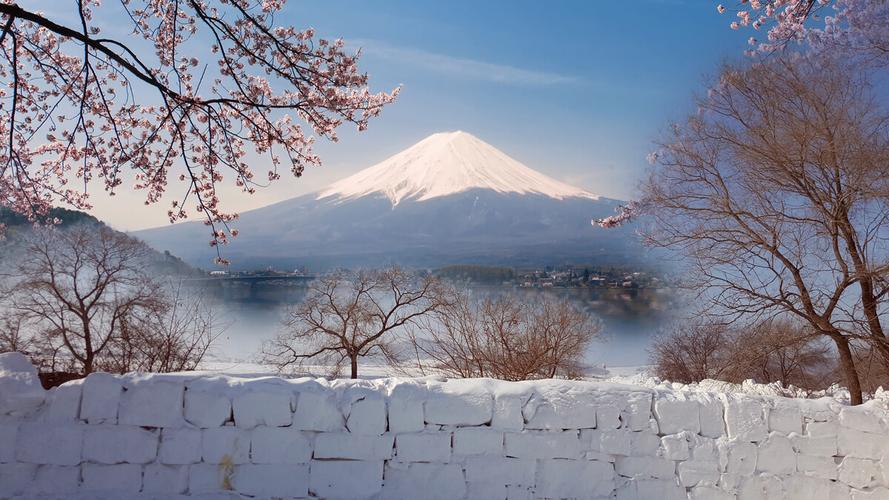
[[268, 0, 752, 203], [32, 0, 755, 229]]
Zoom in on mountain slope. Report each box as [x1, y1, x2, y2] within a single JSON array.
[[318, 131, 597, 205], [0, 208, 199, 276], [135, 132, 642, 269]]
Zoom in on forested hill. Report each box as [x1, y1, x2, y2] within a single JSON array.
[[0, 208, 200, 276]]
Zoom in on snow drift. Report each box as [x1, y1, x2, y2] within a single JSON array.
[[2, 353, 889, 499]]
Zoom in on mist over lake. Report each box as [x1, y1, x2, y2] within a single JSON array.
[[201, 280, 677, 369]]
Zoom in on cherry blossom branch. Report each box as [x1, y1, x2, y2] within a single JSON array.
[[0, 0, 398, 264]]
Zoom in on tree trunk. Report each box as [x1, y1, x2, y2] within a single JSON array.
[[350, 355, 358, 379], [833, 335, 863, 405]]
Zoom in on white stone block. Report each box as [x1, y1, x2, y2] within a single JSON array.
[[159, 427, 203, 465], [756, 432, 796, 475], [464, 456, 536, 498], [839, 427, 889, 459], [738, 475, 783, 500], [453, 427, 502, 456], [797, 454, 837, 480], [600, 430, 633, 456], [581, 428, 601, 451], [188, 463, 232, 493], [314, 432, 393, 461], [654, 395, 700, 434], [41, 382, 82, 423], [621, 392, 654, 432], [396, 432, 451, 462], [309, 460, 383, 499], [81, 463, 142, 493], [425, 383, 492, 426], [598, 404, 622, 430], [770, 404, 803, 435], [783, 474, 850, 500], [119, 378, 185, 428], [789, 432, 835, 458], [852, 488, 889, 500], [388, 384, 425, 433], [234, 463, 309, 498], [15, 423, 83, 465], [698, 396, 726, 438], [630, 431, 662, 456], [615, 456, 675, 479], [251, 426, 313, 464], [0, 423, 16, 463], [522, 391, 596, 430], [506, 484, 534, 500], [536, 459, 614, 498], [882, 455, 889, 487], [718, 472, 741, 491], [724, 396, 768, 442], [661, 433, 690, 461], [504, 430, 582, 459], [690, 436, 720, 464], [840, 406, 887, 434], [839, 457, 881, 489], [690, 485, 735, 500], [726, 441, 756, 475], [294, 390, 344, 431], [202, 426, 250, 464], [0, 352, 44, 416], [83, 425, 158, 464], [232, 390, 292, 429], [29, 465, 80, 494], [678, 460, 720, 487], [143, 464, 189, 494], [80, 372, 122, 424], [807, 420, 838, 438], [346, 396, 387, 435], [619, 478, 687, 500], [185, 387, 231, 428], [383, 461, 466, 500], [0, 463, 37, 497], [492, 395, 525, 430]]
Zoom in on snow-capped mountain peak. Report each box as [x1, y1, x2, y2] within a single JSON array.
[[317, 131, 598, 206]]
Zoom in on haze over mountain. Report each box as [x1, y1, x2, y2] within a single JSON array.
[[134, 132, 644, 270]]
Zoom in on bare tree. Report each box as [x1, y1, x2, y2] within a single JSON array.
[[9, 226, 163, 374], [642, 55, 889, 404], [97, 282, 217, 374], [650, 321, 735, 384], [738, 320, 833, 389], [409, 292, 600, 381], [651, 318, 833, 390], [3, 225, 216, 374], [261, 268, 446, 379]]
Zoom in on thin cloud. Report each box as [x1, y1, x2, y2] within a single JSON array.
[[353, 39, 580, 86]]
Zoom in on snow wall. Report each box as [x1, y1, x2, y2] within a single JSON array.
[[2, 352, 889, 500]]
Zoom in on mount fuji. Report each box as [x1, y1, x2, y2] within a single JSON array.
[[134, 131, 643, 269]]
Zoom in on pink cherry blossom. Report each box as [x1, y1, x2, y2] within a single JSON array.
[[0, 1, 398, 262], [716, 0, 889, 59]]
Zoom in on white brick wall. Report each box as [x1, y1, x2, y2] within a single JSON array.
[[1, 351, 889, 499]]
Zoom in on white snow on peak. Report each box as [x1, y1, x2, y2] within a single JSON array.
[[317, 131, 598, 206]]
